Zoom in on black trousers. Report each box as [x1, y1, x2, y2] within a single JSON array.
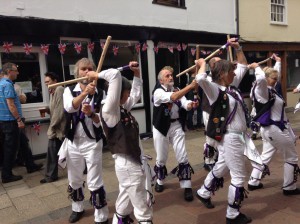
[[17, 130, 36, 168], [0, 121, 20, 178], [45, 138, 63, 179]]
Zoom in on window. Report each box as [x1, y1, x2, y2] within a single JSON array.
[[152, 0, 186, 9], [287, 51, 300, 89], [270, 0, 287, 24], [0, 47, 48, 105]]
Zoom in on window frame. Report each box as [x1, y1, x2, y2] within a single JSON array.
[[152, 0, 186, 9], [98, 39, 144, 108], [0, 46, 49, 121], [270, 0, 288, 25]]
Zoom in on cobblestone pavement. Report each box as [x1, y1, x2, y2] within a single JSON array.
[[1, 111, 300, 224]]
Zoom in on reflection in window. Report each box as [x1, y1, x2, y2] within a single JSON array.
[[1, 52, 43, 104], [287, 51, 300, 89], [101, 40, 143, 107]]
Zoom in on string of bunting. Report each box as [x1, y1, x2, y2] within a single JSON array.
[[2, 41, 224, 57]]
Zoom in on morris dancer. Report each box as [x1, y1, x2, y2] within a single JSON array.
[[152, 66, 198, 201], [63, 58, 108, 224], [88, 61, 153, 224], [195, 56, 253, 224], [247, 62, 300, 195]]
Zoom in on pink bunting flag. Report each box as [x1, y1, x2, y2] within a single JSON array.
[[41, 44, 50, 55], [74, 42, 82, 54], [113, 45, 119, 56], [58, 43, 66, 54], [3, 42, 13, 53], [153, 45, 159, 54], [23, 43, 32, 55], [177, 43, 182, 51], [88, 42, 95, 53], [135, 43, 141, 54], [168, 46, 174, 53], [142, 43, 148, 51], [32, 122, 41, 135], [100, 41, 105, 50]]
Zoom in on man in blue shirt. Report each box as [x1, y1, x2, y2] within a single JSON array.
[[0, 62, 24, 183]]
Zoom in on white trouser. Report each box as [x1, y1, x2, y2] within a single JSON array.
[[66, 137, 109, 222], [248, 125, 299, 190], [197, 132, 247, 219], [203, 111, 218, 165], [153, 122, 191, 188], [112, 154, 153, 224]]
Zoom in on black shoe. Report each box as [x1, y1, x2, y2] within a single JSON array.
[[184, 188, 194, 201], [195, 192, 214, 209], [155, 182, 164, 193], [40, 177, 58, 184], [283, 188, 300, 196], [27, 163, 43, 173], [203, 163, 214, 172], [69, 210, 84, 223], [248, 183, 263, 191], [226, 213, 252, 224], [2, 175, 23, 183], [95, 220, 108, 224]]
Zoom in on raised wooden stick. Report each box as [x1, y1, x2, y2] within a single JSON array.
[[195, 45, 200, 74], [176, 43, 229, 77], [48, 36, 112, 89], [257, 57, 272, 65], [227, 34, 233, 62]]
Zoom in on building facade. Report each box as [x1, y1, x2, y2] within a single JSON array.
[[0, 0, 237, 155], [238, 0, 300, 107]]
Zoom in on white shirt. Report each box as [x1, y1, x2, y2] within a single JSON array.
[[99, 69, 142, 128], [153, 85, 192, 120], [63, 83, 101, 138], [195, 63, 248, 132]]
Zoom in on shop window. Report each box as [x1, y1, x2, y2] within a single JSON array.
[[287, 51, 300, 89], [60, 38, 143, 107], [0, 47, 47, 106], [152, 0, 186, 9], [270, 0, 287, 24]]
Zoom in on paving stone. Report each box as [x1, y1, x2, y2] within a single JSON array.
[[11, 193, 49, 220], [40, 192, 70, 211], [0, 206, 23, 224], [0, 193, 12, 209], [6, 184, 32, 198], [32, 182, 60, 198]]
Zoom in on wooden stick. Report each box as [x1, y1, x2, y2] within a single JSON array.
[[176, 47, 224, 77], [257, 57, 272, 65], [48, 36, 112, 89], [227, 34, 233, 62], [93, 36, 112, 87]]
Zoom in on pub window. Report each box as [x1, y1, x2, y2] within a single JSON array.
[[287, 51, 300, 89], [270, 0, 287, 24], [99, 39, 144, 108], [152, 0, 186, 9], [0, 47, 48, 105], [60, 37, 92, 82]]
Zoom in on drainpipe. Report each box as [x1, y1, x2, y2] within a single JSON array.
[[235, 0, 239, 36]]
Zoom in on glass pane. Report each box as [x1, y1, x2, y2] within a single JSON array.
[[1, 53, 43, 104], [61, 40, 89, 81], [287, 52, 300, 88]]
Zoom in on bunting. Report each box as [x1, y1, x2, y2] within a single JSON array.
[[88, 42, 95, 53], [112, 45, 119, 56], [58, 43, 67, 54], [23, 43, 32, 55], [41, 44, 50, 55], [3, 42, 13, 53], [74, 42, 82, 54]]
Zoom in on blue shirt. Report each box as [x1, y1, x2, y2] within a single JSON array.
[[0, 77, 22, 121]]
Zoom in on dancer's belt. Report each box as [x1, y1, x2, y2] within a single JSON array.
[[170, 118, 180, 123]]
